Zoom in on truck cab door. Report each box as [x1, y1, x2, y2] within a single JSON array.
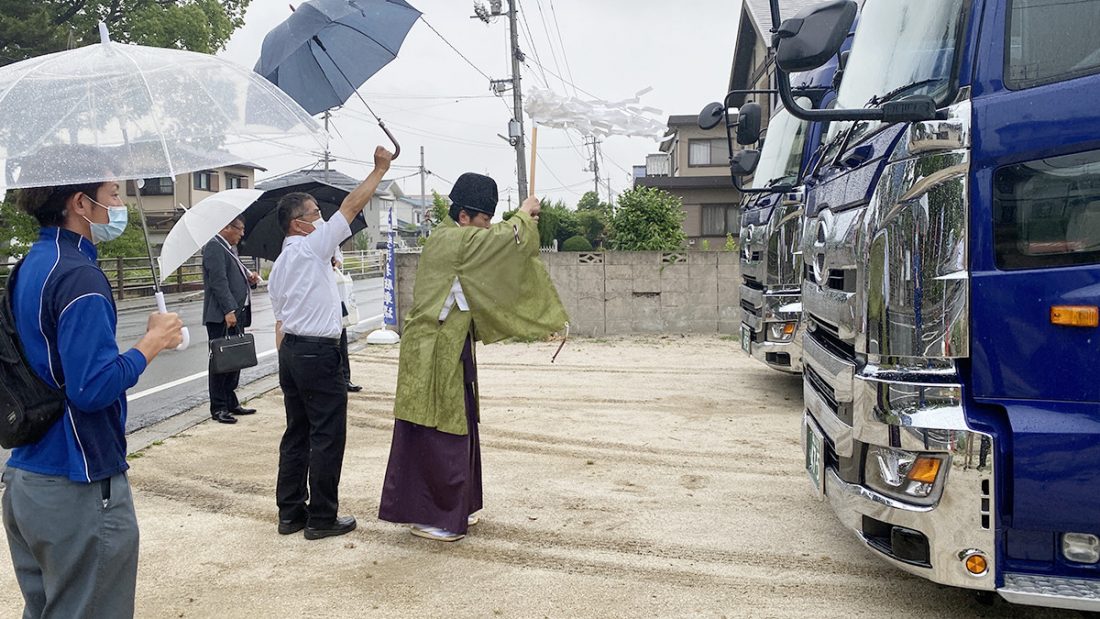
[[969, 0, 1100, 546]]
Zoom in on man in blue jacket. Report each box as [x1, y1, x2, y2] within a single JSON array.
[[3, 176, 183, 618]]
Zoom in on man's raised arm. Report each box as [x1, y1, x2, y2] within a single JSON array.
[[338, 146, 393, 224]]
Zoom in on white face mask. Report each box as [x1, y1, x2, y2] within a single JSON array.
[[80, 195, 128, 244]]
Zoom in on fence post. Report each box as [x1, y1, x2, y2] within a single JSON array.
[[116, 257, 125, 300], [176, 261, 184, 292]]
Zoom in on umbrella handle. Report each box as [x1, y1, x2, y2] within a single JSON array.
[[378, 120, 401, 160], [155, 291, 191, 352]]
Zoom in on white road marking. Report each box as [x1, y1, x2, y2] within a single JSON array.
[[128, 313, 384, 402]]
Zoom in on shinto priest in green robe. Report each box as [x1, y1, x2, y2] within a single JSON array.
[[379, 172, 568, 540]]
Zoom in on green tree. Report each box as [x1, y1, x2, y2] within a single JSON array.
[[561, 235, 593, 252], [575, 209, 607, 248], [428, 190, 449, 228], [0, 0, 252, 67], [536, 199, 580, 248], [576, 191, 601, 212], [608, 186, 686, 251]]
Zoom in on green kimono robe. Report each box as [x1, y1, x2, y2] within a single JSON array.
[[393, 210, 568, 435]]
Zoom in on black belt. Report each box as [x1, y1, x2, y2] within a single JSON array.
[[284, 333, 340, 346]]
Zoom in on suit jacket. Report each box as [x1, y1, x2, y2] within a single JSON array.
[[202, 235, 252, 328]]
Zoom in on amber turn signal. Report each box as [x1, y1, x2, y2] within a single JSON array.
[[965, 553, 988, 576], [908, 457, 942, 484], [1051, 306, 1099, 328]]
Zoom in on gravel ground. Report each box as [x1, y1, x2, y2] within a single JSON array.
[[0, 335, 1080, 618]]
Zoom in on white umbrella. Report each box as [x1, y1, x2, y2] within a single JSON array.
[[157, 188, 264, 284]]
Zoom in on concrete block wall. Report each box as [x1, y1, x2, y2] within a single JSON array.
[[395, 251, 742, 336]]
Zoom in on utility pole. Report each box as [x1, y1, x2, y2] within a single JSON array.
[[507, 1, 528, 201], [322, 110, 333, 182], [584, 136, 601, 195], [474, 1, 527, 202], [419, 145, 426, 210], [606, 176, 612, 206]]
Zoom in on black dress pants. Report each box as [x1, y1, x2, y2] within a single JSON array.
[[206, 322, 241, 413], [276, 336, 348, 526]]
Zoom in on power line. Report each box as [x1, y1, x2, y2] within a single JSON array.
[[418, 15, 513, 116], [337, 108, 511, 150], [419, 16, 493, 82], [547, 0, 578, 97], [532, 0, 570, 94], [357, 92, 497, 100], [515, 0, 551, 87]]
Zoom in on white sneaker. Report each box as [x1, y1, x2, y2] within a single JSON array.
[[467, 514, 480, 527], [410, 524, 465, 542]]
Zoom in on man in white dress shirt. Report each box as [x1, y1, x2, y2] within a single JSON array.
[[268, 146, 391, 540]]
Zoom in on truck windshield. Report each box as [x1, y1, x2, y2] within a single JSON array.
[[751, 104, 809, 190], [824, 0, 968, 147]]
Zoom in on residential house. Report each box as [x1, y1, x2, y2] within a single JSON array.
[[728, 0, 828, 116], [255, 168, 388, 251], [377, 184, 435, 245], [633, 115, 742, 249], [124, 163, 264, 248]]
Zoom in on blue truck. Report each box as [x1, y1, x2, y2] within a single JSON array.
[[735, 102, 813, 374], [757, 0, 1100, 610], [725, 54, 844, 374]]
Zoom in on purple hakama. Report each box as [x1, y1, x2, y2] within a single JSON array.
[[378, 334, 482, 534]]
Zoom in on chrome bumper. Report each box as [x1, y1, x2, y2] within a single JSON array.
[[739, 285, 802, 373], [810, 367, 998, 591]]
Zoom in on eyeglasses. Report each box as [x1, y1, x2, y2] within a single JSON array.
[[229, 224, 245, 232]]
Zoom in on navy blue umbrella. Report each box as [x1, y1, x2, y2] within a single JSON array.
[[256, 0, 421, 158]]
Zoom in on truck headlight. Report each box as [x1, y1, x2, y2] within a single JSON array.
[[1063, 533, 1100, 564], [768, 321, 797, 342], [864, 446, 946, 506]]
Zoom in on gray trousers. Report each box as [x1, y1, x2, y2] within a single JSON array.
[[2, 468, 139, 619]]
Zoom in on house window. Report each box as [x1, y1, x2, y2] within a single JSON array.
[[226, 174, 247, 189], [193, 171, 216, 191], [702, 204, 738, 236], [688, 139, 727, 167], [129, 177, 173, 196]]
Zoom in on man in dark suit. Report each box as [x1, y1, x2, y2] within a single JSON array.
[[202, 217, 260, 424]]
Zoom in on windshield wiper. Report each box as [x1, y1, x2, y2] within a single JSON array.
[[869, 78, 945, 107]]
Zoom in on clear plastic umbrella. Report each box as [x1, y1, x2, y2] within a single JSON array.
[[0, 24, 327, 190], [157, 188, 264, 284], [0, 24, 329, 350]]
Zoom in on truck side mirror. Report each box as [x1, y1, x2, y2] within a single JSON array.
[[736, 102, 762, 145], [774, 0, 858, 73], [698, 102, 725, 130], [730, 149, 760, 177]]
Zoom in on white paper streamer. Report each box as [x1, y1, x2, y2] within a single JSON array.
[[525, 87, 672, 141]]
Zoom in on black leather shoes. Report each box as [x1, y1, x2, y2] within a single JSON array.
[[278, 519, 306, 535], [231, 406, 256, 415], [211, 410, 237, 424], [346, 383, 362, 393], [304, 515, 357, 540]]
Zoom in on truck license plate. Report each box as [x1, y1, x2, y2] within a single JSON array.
[[804, 414, 825, 500], [741, 325, 751, 353]]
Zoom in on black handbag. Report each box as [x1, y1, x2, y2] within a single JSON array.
[[209, 324, 257, 374]]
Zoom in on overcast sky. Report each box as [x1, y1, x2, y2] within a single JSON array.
[[221, 0, 740, 208]]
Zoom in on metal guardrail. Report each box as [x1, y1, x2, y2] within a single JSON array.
[[1, 249, 388, 300]]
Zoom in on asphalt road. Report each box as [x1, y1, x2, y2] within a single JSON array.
[[118, 277, 384, 432]]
